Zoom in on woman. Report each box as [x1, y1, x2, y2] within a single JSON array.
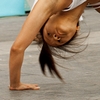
[[40, 0, 100, 47], [9, 0, 100, 90]]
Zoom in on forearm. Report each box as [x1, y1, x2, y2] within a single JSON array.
[[9, 0, 54, 88], [9, 49, 24, 88]]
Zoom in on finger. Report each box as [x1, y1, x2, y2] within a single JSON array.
[[26, 84, 38, 87], [33, 86, 40, 90], [24, 84, 40, 90]]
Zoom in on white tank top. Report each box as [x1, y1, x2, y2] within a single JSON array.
[[31, 0, 38, 10], [63, 0, 87, 11], [32, 0, 87, 11]]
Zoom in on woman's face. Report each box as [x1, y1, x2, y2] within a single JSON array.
[[43, 13, 79, 47]]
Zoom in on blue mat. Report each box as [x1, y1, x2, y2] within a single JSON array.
[[24, 0, 30, 12], [0, 0, 25, 17]]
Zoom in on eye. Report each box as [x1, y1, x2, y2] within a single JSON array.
[[47, 33, 50, 36]]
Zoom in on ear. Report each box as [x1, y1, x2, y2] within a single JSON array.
[[76, 26, 80, 31]]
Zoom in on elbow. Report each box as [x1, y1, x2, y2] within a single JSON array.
[[10, 44, 24, 55]]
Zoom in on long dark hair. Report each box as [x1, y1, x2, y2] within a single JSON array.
[[38, 22, 88, 81], [39, 25, 63, 81]]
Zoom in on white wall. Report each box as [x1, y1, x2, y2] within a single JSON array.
[[27, 0, 35, 8]]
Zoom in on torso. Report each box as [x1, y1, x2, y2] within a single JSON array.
[[32, 0, 87, 11]]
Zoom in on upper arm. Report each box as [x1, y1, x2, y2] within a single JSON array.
[[14, 0, 72, 49], [52, 0, 72, 13], [87, 0, 100, 13], [31, 0, 70, 15]]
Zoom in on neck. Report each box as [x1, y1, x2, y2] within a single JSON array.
[[60, 1, 88, 23]]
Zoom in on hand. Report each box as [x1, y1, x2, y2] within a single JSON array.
[[9, 83, 40, 91]]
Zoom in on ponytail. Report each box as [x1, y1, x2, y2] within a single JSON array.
[[39, 26, 63, 81]]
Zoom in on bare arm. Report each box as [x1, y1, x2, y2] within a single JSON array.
[[9, 0, 72, 90], [87, 0, 100, 13], [11, 0, 71, 52], [96, 8, 100, 13]]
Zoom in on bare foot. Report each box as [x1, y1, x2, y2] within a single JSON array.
[[9, 83, 40, 91]]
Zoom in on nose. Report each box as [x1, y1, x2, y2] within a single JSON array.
[[53, 34, 61, 40]]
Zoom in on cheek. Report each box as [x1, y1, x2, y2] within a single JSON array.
[[62, 37, 70, 44], [45, 24, 55, 36], [43, 26, 47, 38], [69, 32, 76, 42], [44, 22, 51, 33], [62, 32, 75, 43]]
